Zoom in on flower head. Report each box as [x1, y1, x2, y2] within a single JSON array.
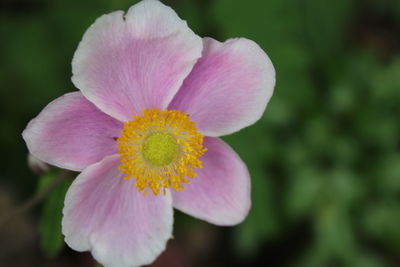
[[22, 0, 275, 266]]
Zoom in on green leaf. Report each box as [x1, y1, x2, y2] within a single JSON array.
[[302, 0, 356, 66], [37, 173, 72, 258], [315, 205, 356, 261], [285, 167, 323, 218], [378, 154, 400, 193], [362, 200, 400, 251]]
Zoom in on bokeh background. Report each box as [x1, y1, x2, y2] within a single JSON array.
[[1, 0, 400, 266]]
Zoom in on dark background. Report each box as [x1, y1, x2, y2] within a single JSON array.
[[1, 0, 400, 266]]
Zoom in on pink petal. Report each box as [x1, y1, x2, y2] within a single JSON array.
[[22, 92, 122, 172], [169, 37, 275, 137], [172, 137, 251, 226], [72, 0, 202, 121], [62, 154, 173, 267]]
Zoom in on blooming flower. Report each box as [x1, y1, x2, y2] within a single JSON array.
[[22, 0, 275, 266]]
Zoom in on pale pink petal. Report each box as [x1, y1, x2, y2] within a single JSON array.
[[62, 154, 173, 267], [169, 37, 275, 137], [22, 92, 122, 172], [72, 0, 202, 121], [172, 137, 251, 226]]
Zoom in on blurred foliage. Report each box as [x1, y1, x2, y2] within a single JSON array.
[[0, 0, 400, 266], [37, 173, 72, 258]]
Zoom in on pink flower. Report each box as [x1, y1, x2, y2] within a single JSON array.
[[22, 0, 275, 266]]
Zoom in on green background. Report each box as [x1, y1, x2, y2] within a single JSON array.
[[1, 0, 399, 266]]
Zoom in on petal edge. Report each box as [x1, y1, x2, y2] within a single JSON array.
[[22, 92, 122, 171], [62, 154, 174, 267], [170, 37, 275, 136], [172, 137, 251, 226], [72, 0, 203, 121]]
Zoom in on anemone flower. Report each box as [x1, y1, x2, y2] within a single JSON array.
[[22, 0, 275, 266]]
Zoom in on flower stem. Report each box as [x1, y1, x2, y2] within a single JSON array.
[[0, 171, 72, 228]]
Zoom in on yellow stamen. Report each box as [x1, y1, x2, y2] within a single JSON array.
[[117, 108, 207, 196]]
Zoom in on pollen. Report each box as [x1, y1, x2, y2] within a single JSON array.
[[117, 108, 207, 196]]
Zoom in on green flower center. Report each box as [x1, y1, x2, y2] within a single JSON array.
[[142, 132, 179, 166]]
